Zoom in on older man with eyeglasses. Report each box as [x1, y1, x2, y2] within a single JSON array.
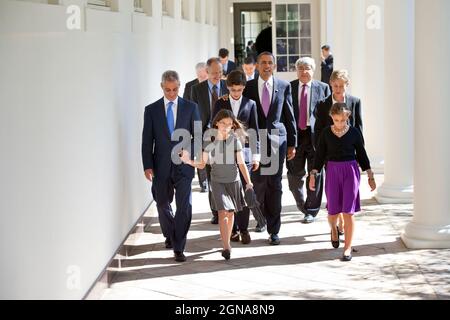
[[286, 57, 331, 224]]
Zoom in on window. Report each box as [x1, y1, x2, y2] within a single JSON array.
[[162, 0, 174, 17], [87, 0, 111, 10], [134, 0, 144, 13], [195, 0, 202, 23], [205, 0, 210, 25], [181, 0, 189, 20], [275, 3, 312, 72], [212, 0, 218, 26]]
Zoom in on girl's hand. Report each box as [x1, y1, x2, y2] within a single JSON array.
[[368, 177, 376, 191], [245, 182, 254, 191], [309, 176, 316, 191]]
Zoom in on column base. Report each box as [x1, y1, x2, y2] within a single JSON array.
[[401, 222, 450, 249], [369, 156, 384, 174], [375, 183, 413, 204]]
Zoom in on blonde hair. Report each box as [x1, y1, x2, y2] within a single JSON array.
[[330, 69, 350, 85]]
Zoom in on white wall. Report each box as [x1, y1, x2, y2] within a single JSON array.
[[0, 0, 218, 299]]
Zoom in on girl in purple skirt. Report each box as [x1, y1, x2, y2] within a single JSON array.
[[309, 103, 376, 261]]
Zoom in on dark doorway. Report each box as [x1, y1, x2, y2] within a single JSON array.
[[233, 2, 272, 66]]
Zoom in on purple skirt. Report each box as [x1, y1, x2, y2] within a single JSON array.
[[325, 160, 361, 215]]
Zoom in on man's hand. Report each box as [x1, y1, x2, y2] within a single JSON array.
[[144, 169, 154, 182], [252, 161, 260, 172], [287, 147, 296, 161]]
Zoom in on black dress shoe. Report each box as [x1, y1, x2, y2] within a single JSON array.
[[255, 224, 266, 233], [221, 249, 231, 260], [342, 254, 352, 261], [240, 231, 251, 244], [269, 233, 280, 245], [230, 232, 240, 242], [210, 215, 219, 224], [174, 251, 186, 262], [331, 227, 340, 249], [165, 238, 172, 249]]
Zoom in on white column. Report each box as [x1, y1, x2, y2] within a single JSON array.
[[363, 0, 385, 173], [402, 0, 450, 248], [375, 0, 413, 203]]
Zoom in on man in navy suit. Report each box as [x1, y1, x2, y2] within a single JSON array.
[[243, 52, 297, 245], [212, 70, 260, 244], [219, 48, 237, 78], [142, 70, 201, 262], [191, 58, 229, 225], [287, 57, 331, 224]]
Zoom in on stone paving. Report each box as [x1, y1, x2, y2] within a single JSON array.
[[100, 174, 450, 300]]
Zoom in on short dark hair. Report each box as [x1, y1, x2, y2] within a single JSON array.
[[243, 57, 256, 65], [257, 51, 275, 63], [321, 45, 331, 50], [226, 70, 247, 87], [247, 40, 254, 46], [218, 48, 229, 58]]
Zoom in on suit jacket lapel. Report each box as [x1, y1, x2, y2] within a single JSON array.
[[175, 97, 182, 130], [311, 82, 320, 116], [237, 97, 248, 119], [268, 78, 279, 117], [345, 94, 355, 125], [159, 99, 171, 139]]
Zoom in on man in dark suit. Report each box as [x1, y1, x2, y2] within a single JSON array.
[[243, 52, 297, 245], [314, 69, 363, 149], [212, 70, 260, 244], [242, 56, 259, 81], [142, 70, 201, 262], [183, 62, 208, 101], [219, 48, 237, 78], [183, 62, 208, 192], [287, 57, 331, 224], [191, 58, 229, 224], [321, 45, 334, 85]]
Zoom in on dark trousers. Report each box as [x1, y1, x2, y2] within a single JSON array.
[[205, 164, 218, 218], [151, 168, 193, 252], [252, 141, 287, 235], [197, 168, 208, 190], [286, 127, 324, 217]]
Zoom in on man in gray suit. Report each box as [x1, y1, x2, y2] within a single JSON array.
[[191, 58, 229, 224], [287, 57, 331, 224]]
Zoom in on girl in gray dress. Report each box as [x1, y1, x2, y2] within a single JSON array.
[[181, 109, 253, 260]]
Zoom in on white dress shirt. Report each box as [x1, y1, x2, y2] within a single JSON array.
[[229, 96, 242, 118], [164, 97, 178, 126], [332, 94, 347, 105], [258, 76, 273, 105]]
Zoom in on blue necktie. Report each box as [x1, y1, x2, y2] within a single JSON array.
[[167, 101, 175, 135]]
